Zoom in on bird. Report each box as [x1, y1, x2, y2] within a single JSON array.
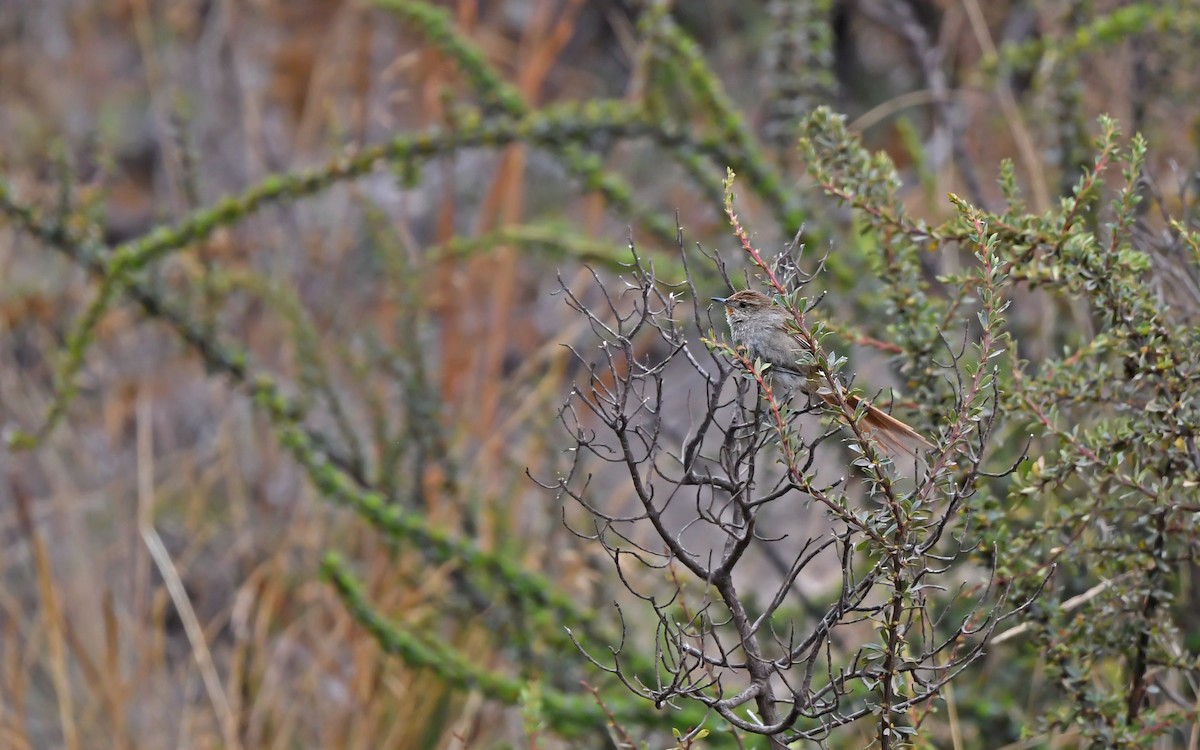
[[713, 289, 934, 469]]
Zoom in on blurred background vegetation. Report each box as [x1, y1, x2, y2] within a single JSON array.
[[3, 0, 1200, 748]]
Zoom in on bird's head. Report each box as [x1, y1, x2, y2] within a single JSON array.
[[712, 289, 775, 325]]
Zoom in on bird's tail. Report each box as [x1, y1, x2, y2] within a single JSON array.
[[822, 392, 934, 472]]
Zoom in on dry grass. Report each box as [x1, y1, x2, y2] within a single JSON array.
[[0, 2, 610, 747], [0, 345, 574, 748]]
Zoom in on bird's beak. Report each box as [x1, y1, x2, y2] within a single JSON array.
[[711, 296, 728, 306]]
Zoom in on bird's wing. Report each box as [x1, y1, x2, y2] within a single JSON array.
[[768, 325, 816, 378], [768, 361, 812, 378]]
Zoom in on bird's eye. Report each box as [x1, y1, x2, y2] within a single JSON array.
[[737, 301, 746, 308]]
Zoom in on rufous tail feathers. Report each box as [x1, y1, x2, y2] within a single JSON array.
[[822, 392, 934, 470]]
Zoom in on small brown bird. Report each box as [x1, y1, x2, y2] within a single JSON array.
[[713, 289, 934, 468]]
